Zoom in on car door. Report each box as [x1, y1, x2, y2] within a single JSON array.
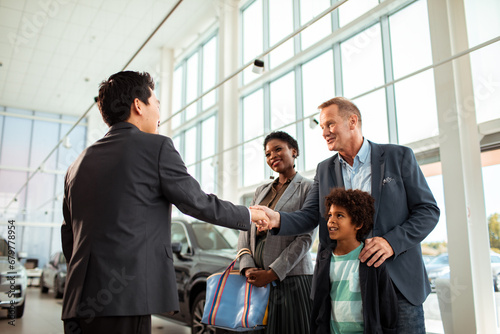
[[45, 253, 59, 288], [171, 222, 196, 323]]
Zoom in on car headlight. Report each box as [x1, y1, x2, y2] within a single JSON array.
[[1, 273, 22, 284]]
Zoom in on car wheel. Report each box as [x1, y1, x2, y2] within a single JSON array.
[[54, 277, 63, 299], [15, 301, 25, 318], [40, 275, 49, 293], [191, 291, 216, 334], [496, 274, 500, 292]]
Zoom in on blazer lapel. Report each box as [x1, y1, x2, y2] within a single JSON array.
[[328, 154, 345, 188], [273, 174, 302, 211], [370, 141, 385, 226], [254, 183, 273, 205], [250, 224, 257, 255], [251, 183, 273, 254]]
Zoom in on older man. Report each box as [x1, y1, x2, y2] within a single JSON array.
[[254, 97, 439, 333]]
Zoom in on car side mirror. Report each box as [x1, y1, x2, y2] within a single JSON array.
[[171, 242, 192, 261], [172, 242, 182, 254]]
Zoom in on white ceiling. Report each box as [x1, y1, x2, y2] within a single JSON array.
[[0, 0, 219, 116]]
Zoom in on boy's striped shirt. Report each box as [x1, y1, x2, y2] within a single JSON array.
[[330, 242, 364, 334]]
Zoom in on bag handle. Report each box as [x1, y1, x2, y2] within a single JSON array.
[[220, 248, 252, 274], [236, 248, 252, 260], [207, 248, 262, 327]]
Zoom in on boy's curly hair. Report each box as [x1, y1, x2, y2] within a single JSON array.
[[324, 188, 375, 241]]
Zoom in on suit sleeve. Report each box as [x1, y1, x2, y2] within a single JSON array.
[[383, 147, 440, 258], [269, 232, 313, 281], [273, 167, 321, 236], [269, 180, 314, 280], [61, 173, 74, 262], [158, 137, 250, 231]]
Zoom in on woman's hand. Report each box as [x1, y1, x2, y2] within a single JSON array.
[[245, 268, 278, 287]]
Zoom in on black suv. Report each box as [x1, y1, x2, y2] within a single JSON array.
[[160, 219, 239, 334]]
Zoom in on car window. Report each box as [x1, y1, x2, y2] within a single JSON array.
[[429, 254, 448, 265], [172, 222, 190, 254], [491, 254, 500, 263], [51, 252, 59, 265], [191, 223, 234, 250], [214, 226, 239, 248], [59, 253, 66, 265]]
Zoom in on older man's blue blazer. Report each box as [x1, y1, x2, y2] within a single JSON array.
[[277, 140, 439, 305]]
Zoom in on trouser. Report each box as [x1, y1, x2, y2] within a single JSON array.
[[396, 288, 426, 334]]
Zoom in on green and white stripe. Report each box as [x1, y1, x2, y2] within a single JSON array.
[[330, 243, 364, 334]]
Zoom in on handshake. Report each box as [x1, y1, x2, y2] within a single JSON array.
[[249, 205, 281, 232]]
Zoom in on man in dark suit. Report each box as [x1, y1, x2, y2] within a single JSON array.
[[61, 71, 268, 334], [254, 97, 439, 333]]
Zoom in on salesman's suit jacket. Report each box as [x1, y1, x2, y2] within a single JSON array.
[[61, 122, 250, 320], [276, 140, 440, 305], [238, 173, 314, 281]]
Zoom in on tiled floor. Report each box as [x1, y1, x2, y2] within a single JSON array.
[[0, 287, 190, 334]]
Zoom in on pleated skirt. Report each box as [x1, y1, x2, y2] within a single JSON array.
[[249, 275, 313, 334]]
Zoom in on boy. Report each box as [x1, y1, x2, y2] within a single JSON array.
[[310, 188, 398, 333]]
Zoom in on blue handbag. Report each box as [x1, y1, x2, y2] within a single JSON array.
[[202, 248, 270, 331]]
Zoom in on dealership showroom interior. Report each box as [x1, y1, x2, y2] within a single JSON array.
[[0, 0, 499, 333]]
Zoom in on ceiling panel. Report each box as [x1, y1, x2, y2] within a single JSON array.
[[0, 0, 217, 116], [69, 4, 98, 27], [39, 18, 66, 39], [55, 1, 78, 21], [6, 70, 24, 84], [54, 39, 79, 56], [29, 49, 53, 65], [9, 59, 29, 74], [0, 7, 22, 28], [49, 53, 72, 70], [0, 0, 26, 11], [34, 34, 61, 52], [83, 0, 105, 9], [4, 81, 22, 94], [22, 1, 48, 15], [100, 0, 126, 13], [91, 9, 119, 32], [26, 63, 47, 77], [13, 45, 35, 62], [0, 25, 15, 44], [61, 23, 88, 42]]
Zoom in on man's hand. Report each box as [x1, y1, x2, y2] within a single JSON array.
[[250, 205, 281, 231], [359, 237, 394, 267], [245, 268, 278, 287], [249, 208, 270, 229]]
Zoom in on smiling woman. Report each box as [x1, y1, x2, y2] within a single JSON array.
[[237, 131, 315, 334]]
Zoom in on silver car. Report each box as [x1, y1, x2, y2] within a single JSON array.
[[426, 252, 500, 292], [0, 238, 27, 318]]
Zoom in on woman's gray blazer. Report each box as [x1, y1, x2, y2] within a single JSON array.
[[238, 173, 315, 281]]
